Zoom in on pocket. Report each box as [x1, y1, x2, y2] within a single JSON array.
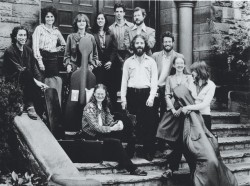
[[128, 66, 136, 77]]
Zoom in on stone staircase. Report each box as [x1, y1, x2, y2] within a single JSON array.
[[71, 111, 250, 186]]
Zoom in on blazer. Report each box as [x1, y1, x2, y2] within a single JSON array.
[[124, 24, 155, 53], [152, 50, 184, 80], [92, 30, 117, 65]]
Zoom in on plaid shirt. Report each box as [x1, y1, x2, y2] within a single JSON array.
[[82, 102, 114, 136]]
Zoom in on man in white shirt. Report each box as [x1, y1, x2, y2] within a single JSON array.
[[121, 35, 158, 161], [124, 7, 155, 56]]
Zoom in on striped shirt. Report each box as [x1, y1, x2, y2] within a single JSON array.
[[109, 20, 134, 50], [82, 102, 115, 137], [32, 24, 66, 61]]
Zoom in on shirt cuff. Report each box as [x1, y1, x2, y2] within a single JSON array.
[[121, 96, 127, 102]]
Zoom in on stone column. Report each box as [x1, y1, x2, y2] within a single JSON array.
[[175, 1, 196, 70]]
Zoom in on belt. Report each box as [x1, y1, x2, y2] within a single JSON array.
[[158, 85, 165, 89], [127, 87, 150, 94]]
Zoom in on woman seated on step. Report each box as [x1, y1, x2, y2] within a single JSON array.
[[81, 84, 147, 176]]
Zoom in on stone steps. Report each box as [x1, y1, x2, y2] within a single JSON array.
[[211, 111, 240, 124], [212, 124, 250, 137], [218, 136, 250, 151], [237, 175, 250, 186]]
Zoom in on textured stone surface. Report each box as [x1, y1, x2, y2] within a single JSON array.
[[0, 2, 12, 16], [12, 4, 40, 18], [160, 8, 177, 25], [0, 37, 11, 50], [0, 22, 20, 37]]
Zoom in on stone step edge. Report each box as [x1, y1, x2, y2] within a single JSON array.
[[76, 149, 250, 171], [212, 124, 250, 129], [218, 136, 250, 144], [211, 112, 240, 117]]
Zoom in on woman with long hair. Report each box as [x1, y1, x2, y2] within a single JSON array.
[[64, 13, 98, 72], [91, 13, 117, 108], [174, 61, 238, 186], [32, 6, 66, 105], [156, 57, 193, 179], [81, 84, 147, 176]]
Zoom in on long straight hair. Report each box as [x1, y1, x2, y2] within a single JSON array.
[[190, 61, 210, 82]]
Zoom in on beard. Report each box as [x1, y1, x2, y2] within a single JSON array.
[[134, 47, 145, 56], [163, 45, 173, 52], [135, 19, 143, 26]]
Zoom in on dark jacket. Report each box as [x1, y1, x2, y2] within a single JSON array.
[[92, 30, 117, 65], [3, 44, 42, 82]]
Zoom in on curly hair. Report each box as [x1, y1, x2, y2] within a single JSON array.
[[10, 26, 29, 45], [114, 2, 126, 12], [91, 13, 110, 34], [41, 6, 57, 24], [130, 34, 149, 54], [72, 13, 90, 33], [89, 84, 111, 113], [162, 31, 175, 42], [170, 57, 189, 75], [190, 61, 210, 82]]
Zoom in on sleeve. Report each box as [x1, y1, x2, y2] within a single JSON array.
[[63, 35, 71, 66], [32, 26, 42, 61], [185, 82, 216, 111], [124, 28, 130, 51], [57, 30, 66, 46], [3, 49, 24, 74], [165, 77, 174, 110], [90, 35, 99, 67], [120, 60, 129, 102], [31, 52, 42, 81], [82, 103, 111, 134], [149, 59, 158, 101], [147, 29, 156, 49], [109, 32, 118, 63]]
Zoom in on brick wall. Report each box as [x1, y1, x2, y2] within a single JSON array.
[[0, 0, 40, 75]]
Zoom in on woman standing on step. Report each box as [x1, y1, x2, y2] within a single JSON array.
[[32, 6, 66, 105], [179, 61, 238, 186], [81, 84, 147, 176], [156, 57, 193, 179], [64, 13, 98, 73]]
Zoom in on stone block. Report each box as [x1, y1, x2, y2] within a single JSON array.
[[0, 37, 11, 50], [160, 8, 177, 25], [14, 0, 39, 5], [193, 34, 211, 51], [222, 7, 234, 19], [234, 8, 242, 20], [196, 1, 212, 7], [12, 4, 40, 18], [160, 0, 176, 10], [0, 2, 12, 16], [20, 18, 39, 33], [213, 22, 230, 33], [0, 22, 20, 37], [194, 6, 211, 24], [1, 16, 20, 23], [235, 144, 244, 149], [193, 51, 199, 62]]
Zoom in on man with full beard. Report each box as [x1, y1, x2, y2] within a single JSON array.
[[121, 35, 158, 161], [152, 31, 184, 120], [124, 7, 155, 56]]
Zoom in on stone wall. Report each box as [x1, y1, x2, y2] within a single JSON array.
[[0, 0, 40, 75]]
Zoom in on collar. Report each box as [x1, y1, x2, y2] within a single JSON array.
[[194, 79, 208, 87], [41, 24, 57, 33], [131, 23, 146, 32], [162, 50, 173, 58], [72, 32, 87, 42], [131, 53, 150, 61], [114, 19, 129, 27]]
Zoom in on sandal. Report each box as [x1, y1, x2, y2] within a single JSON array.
[[130, 168, 147, 176], [161, 169, 173, 179]]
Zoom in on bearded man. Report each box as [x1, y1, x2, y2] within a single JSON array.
[[121, 35, 158, 161]]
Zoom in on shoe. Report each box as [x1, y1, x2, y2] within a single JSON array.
[[161, 169, 173, 179], [27, 106, 38, 120], [130, 168, 147, 176]]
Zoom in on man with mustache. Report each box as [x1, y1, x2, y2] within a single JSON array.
[[121, 35, 158, 161], [3, 26, 48, 120], [152, 31, 184, 120], [124, 7, 155, 56]]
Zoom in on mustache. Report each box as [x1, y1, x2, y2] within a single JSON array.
[[136, 47, 144, 49]]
